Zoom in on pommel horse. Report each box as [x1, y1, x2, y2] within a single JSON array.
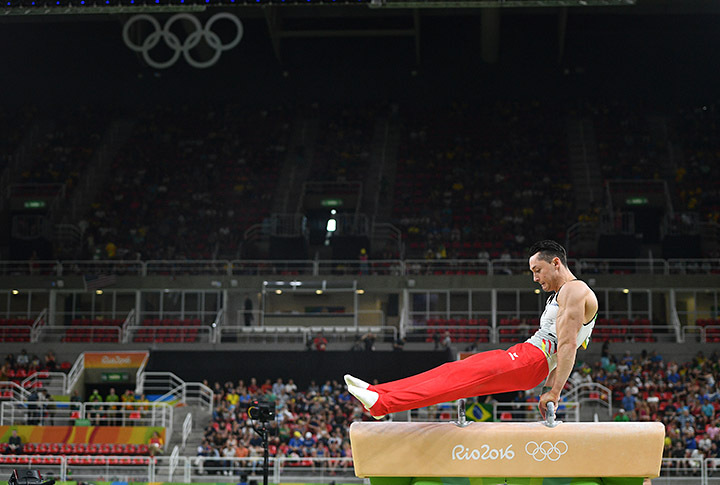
[[349, 402, 665, 485]]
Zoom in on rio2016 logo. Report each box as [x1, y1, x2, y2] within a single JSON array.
[[451, 444, 515, 461]]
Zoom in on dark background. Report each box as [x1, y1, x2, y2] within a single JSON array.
[[1, 10, 719, 108]]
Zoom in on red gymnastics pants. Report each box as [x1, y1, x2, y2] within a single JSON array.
[[367, 342, 549, 416]]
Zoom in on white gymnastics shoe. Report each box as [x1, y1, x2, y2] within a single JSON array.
[[347, 384, 385, 419], [344, 374, 370, 390]]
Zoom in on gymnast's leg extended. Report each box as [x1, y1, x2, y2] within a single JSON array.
[[345, 342, 549, 417]]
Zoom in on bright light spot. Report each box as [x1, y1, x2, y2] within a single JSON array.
[[275, 289, 282, 295], [622, 288, 630, 294], [330, 209, 337, 215], [534, 289, 541, 294], [96, 290, 103, 295], [326, 218, 337, 232], [11, 289, 19, 295], [316, 290, 323, 295], [356, 289, 365, 295]]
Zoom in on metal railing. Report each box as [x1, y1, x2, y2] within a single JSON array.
[[1, 401, 82, 426], [0, 401, 172, 428], [2, 257, 720, 277], [0, 455, 361, 484], [168, 446, 181, 482], [0, 381, 30, 401], [563, 382, 612, 417], [407, 401, 580, 423], [137, 372, 213, 414], [126, 325, 214, 344], [591, 324, 676, 343], [83, 402, 173, 430], [38, 325, 122, 343], [21, 371, 68, 396], [404, 325, 492, 344], [66, 353, 85, 395], [261, 309, 386, 328], [218, 325, 397, 345], [122, 308, 137, 343], [5, 455, 714, 484], [681, 326, 707, 343], [30, 309, 47, 342], [181, 412, 192, 450], [491, 401, 580, 422]]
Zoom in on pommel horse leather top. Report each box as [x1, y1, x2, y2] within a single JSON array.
[[349, 421, 665, 479]]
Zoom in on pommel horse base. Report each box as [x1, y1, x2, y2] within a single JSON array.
[[349, 408, 664, 485]]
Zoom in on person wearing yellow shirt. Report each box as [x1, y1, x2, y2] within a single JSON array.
[[226, 391, 240, 409]]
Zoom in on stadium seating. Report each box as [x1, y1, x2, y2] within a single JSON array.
[[62, 318, 124, 343], [0, 318, 33, 342], [133, 318, 203, 343], [424, 318, 491, 343]]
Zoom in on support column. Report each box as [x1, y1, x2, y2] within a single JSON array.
[[557, 7, 568, 64], [481, 8, 500, 64]]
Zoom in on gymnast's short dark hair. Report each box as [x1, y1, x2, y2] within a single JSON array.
[[529, 240, 567, 267]]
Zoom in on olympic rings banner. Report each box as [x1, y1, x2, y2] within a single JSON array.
[[122, 12, 244, 69]]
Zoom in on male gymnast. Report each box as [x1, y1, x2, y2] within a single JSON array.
[[345, 240, 598, 419]]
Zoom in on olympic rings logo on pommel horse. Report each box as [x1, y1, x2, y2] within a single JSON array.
[[122, 13, 244, 69], [524, 440, 569, 462]]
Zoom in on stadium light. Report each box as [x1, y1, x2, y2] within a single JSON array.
[[356, 289, 365, 295], [11, 289, 19, 295], [622, 288, 630, 294], [275, 289, 283, 295], [316, 290, 323, 295], [96, 289, 103, 295]]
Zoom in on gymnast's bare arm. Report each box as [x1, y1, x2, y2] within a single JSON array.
[[538, 281, 594, 418]]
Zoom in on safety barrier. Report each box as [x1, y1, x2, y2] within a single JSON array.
[[4, 455, 719, 483], [38, 325, 122, 343], [181, 412, 192, 450], [490, 401, 580, 422], [218, 325, 397, 345], [0, 455, 360, 483], [12, 371, 67, 396], [137, 372, 213, 414], [0, 382, 30, 401], [407, 401, 581, 423], [563, 382, 612, 418], [0, 401, 172, 429], [83, 402, 173, 430], [0, 401, 82, 426], [126, 325, 214, 344], [3, 258, 720, 277]]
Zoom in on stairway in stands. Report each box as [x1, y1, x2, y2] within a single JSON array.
[[566, 117, 603, 211]]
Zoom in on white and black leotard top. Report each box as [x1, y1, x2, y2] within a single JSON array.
[[526, 282, 597, 372]]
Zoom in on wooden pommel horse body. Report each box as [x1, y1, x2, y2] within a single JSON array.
[[349, 411, 665, 485]]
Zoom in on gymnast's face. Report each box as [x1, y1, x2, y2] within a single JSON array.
[[529, 253, 561, 292]]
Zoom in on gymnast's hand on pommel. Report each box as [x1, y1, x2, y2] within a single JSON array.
[[538, 389, 559, 420]]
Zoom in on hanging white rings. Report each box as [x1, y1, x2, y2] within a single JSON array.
[[122, 12, 244, 69]]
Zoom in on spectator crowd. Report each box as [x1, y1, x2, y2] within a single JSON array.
[[197, 345, 719, 477]]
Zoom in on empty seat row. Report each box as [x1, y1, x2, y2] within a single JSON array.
[[0, 442, 150, 455], [0, 455, 152, 465]]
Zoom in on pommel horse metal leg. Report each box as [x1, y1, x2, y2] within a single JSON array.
[[453, 398, 468, 427]]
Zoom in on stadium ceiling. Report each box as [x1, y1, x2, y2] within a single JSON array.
[[5, 0, 720, 17], [369, 0, 636, 7], [1, 0, 637, 17]]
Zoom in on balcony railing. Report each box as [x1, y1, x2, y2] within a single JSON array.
[[2, 257, 718, 277]]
